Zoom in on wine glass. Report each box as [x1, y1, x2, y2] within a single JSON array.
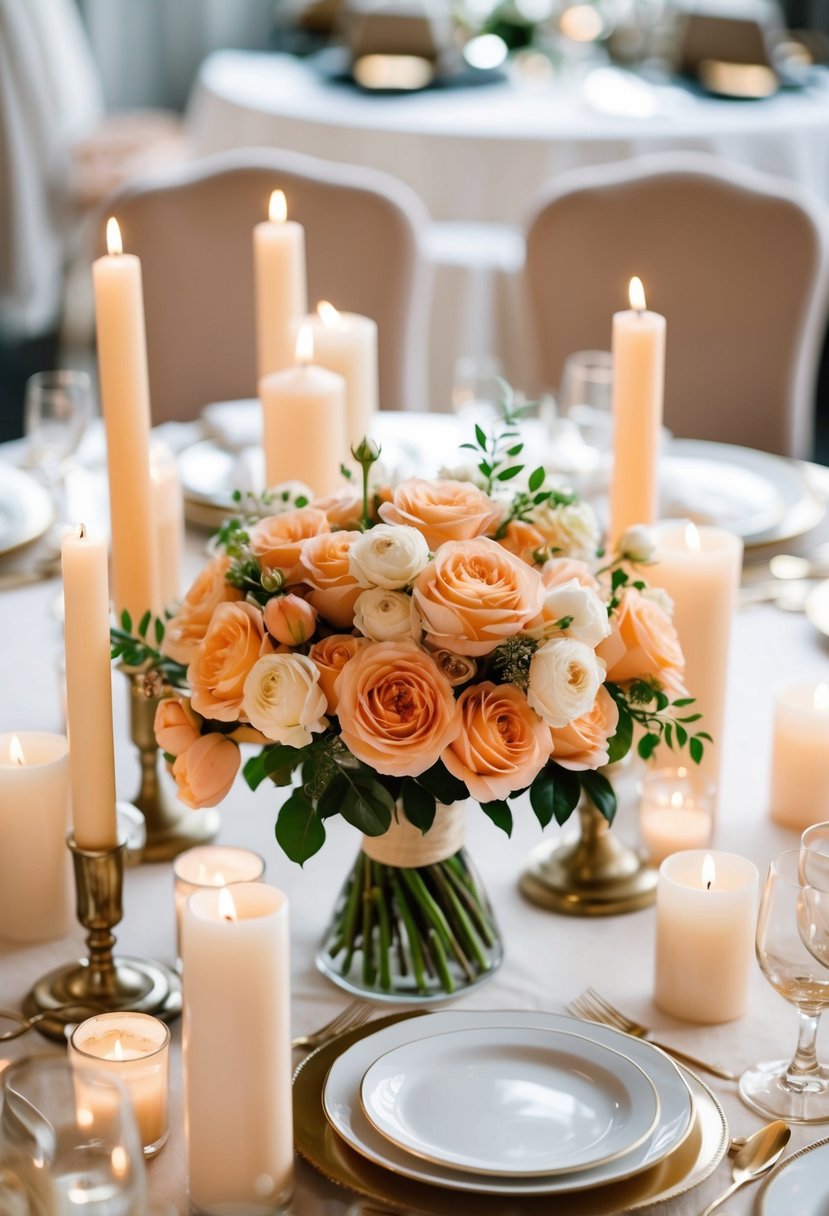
[[24, 370, 92, 531], [451, 354, 505, 426], [558, 350, 614, 451], [0, 1056, 146, 1214], [739, 850, 829, 1123], [801, 822, 829, 889], [797, 823, 829, 970]]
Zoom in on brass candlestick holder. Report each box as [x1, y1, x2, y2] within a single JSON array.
[[24, 836, 181, 1042], [520, 799, 657, 917], [126, 668, 219, 862]]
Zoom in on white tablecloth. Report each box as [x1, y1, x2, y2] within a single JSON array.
[[2, 431, 829, 1213]]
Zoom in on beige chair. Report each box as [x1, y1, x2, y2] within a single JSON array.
[[524, 153, 829, 457], [99, 147, 429, 422]]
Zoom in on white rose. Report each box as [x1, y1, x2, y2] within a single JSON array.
[[531, 500, 599, 561], [354, 588, 414, 641], [242, 654, 327, 747], [618, 524, 656, 563], [349, 524, 430, 590], [265, 481, 315, 511], [538, 579, 611, 647], [641, 586, 675, 618], [527, 637, 606, 728], [437, 462, 488, 490]]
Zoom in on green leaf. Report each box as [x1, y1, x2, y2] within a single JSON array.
[[529, 768, 555, 829], [673, 697, 696, 707], [138, 610, 151, 639], [120, 609, 132, 633], [475, 423, 487, 449], [678, 713, 702, 723], [689, 737, 704, 765], [496, 465, 523, 482], [507, 444, 524, 458], [580, 770, 617, 825], [696, 731, 713, 742], [401, 779, 436, 834], [154, 617, 165, 645], [480, 800, 513, 836], [341, 776, 394, 837], [415, 761, 468, 806], [243, 752, 269, 791], [264, 743, 306, 783], [664, 721, 673, 749], [551, 766, 581, 826], [611, 569, 628, 592], [637, 732, 660, 761], [675, 723, 688, 747], [316, 774, 348, 819], [606, 705, 633, 765], [528, 466, 545, 493], [275, 792, 326, 865]]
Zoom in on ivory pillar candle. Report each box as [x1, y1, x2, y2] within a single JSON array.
[[254, 189, 308, 380], [183, 883, 293, 1213], [647, 522, 743, 793], [0, 732, 71, 943], [61, 528, 118, 850], [654, 849, 759, 1023], [260, 325, 347, 495], [150, 442, 184, 609], [70, 1012, 170, 1157], [639, 767, 714, 866], [770, 683, 829, 831], [291, 302, 379, 446], [92, 217, 160, 622], [172, 845, 264, 958], [609, 277, 666, 547]]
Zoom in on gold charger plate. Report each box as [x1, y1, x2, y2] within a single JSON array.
[[293, 1010, 729, 1215]]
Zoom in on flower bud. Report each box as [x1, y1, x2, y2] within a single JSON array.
[[263, 593, 318, 646], [618, 524, 656, 564]]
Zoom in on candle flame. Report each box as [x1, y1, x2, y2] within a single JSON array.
[[111, 1146, 129, 1179], [702, 853, 716, 891], [77, 1107, 94, 1129], [678, 766, 687, 779], [214, 870, 225, 886], [317, 300, 346, 330], [295, 324, 314, 366], [629, 276, 646, 312], [815, 683, 829, 712], [684, 522, 701, 551], [112, 1037, 124, 1062], [9, 736, 24, 766], [106, 217, 123, 256], [218, 887, 237, 922], [269, 190, 287, 223], [670, 790, 683, 809]]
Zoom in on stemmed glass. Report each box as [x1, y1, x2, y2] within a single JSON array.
[[0, 1057, 146, 1214], [558, 350, 614, 451], [24, 370, 92, 535], [739, 850, 829, 1122]]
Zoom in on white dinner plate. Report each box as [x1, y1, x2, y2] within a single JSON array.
[[0, 463, 53, 558], [757, 1136, 829, 1216], [322, 1010, 694, 1196], [360, 1025, 660, 1177]]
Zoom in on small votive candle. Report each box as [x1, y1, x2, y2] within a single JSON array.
[[173, 846, 265, 958], [70, 1012, 171, 1157], [770, 683, 829, 832], [654, 849, 759, 1024], [639, 767, 715, 866]]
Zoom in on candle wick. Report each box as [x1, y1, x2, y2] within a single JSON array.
[[79, 522, 87, 539], [706, 880, 712, 891]]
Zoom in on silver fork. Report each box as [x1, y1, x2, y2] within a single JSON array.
[[291, 1000, 374, 1051], [567, 988, 737, 1082]]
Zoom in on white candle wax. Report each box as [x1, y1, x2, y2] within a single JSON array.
[[70, 1012, 171, 1157], [639, 767, 714, 866], [150, 442, 184, 610], [647, 522, 743, 793], [609, 277, 666, 547], [183, 883, 293, 1212], [61, 528, 118, 850], [291, 303, 379, 447], [0, 732, 71, 943], [92, 218, 160, 623], [254, 190, 308, 380], [771, 683, 829, 831], [172, 845, 265, 958], [654, 849, 759, 1023]]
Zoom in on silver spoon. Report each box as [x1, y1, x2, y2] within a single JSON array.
[[700, 1121, 791, 1215]]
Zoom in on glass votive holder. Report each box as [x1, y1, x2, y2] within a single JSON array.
[[638, 767, 715, 866], [173, 845, 265, 960], [69, 1012, 171, 1158]]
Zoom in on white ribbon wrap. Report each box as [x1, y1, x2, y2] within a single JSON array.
[[362, 801, 467, 867]]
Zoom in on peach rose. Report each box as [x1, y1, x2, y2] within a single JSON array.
[[308, 634, 372, 713], [249, 508, 330, 581], [154, 697, 201, 757], [541, 557, 600, 592], [549, 686, 619, 771], [298, 530, 363, 628], [379, 478, 501, 549], [598, 588, 686, 696], [263, 593, 318, 646], [188, 601, 273, 721], [336, 640, 460, 777], [312, 491, 365, 531], [443, 682, 549, 803], [162, 555, 243, 665], [172, 733, 240, 809], [412, 538, 545, 657], [498, 520, 548, 566]]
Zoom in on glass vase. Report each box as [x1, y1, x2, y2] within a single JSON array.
[[316, 802, 502, 1003]]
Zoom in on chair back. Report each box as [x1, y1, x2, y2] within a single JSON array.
[[100, 147, 429, 422], [524, 153, 829, 457]]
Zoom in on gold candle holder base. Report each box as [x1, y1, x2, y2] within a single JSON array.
[[127, 668, 219, 863], [24, 837, 181, 1042], [519, 801, 657, 917]]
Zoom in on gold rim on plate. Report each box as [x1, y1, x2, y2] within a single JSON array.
[[292, 1010, 729, 1215], [755, 1134, 829, 1215]]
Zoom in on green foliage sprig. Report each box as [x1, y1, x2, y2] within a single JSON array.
[[110, 610, 186, 686]]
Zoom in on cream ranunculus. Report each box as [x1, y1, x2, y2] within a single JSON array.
[[242, 654, 328, 748], [533, 579, 611, 648], [527, 637, 606, 728], [617, 524, 656, 564], [348, 524, 430, 590], [353, 588, 414, 641], [531, 500, 599, 561]]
